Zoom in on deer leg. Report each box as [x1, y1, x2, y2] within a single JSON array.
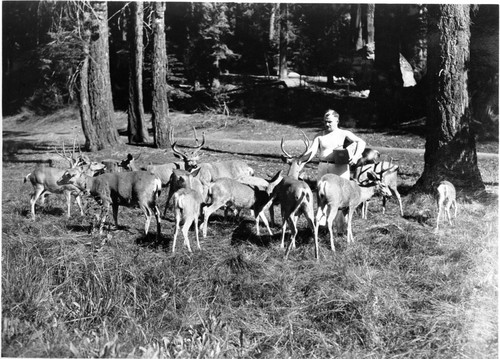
[[361, 201, 368, 219], [280, 215, 288, 249], [193, 214, 201, 250], [30, 186, 44, 219], [326, 206, 338, 251], [257, 211, 273, 236], [445, 203, 453, 226], [436, 199, 444, 231], [64, 191, 72, 218], [304, 207, 318, 259], [152, 205, 161, 239], [289, 216, 298, 250], [172, 209, 181, 253], [250, 209, 260, 235], [269, 204, 276, 227], [99, 204, 110, 235], [382, 196, 387, 214], [346, 208, 355, 243], [202, 201, 223, 238], [111, 202, 120, 230], [181, 220, 192, 253], [75, 194, 85, 216], [163, 183, 174, 218], [393, 188, 404, 216], [452, 199, 458, 218], [142, 205, 152, 235]]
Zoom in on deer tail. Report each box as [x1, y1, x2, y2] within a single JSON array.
[[24, 173, 32, 184]]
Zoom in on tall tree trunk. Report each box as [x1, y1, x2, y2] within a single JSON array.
[[366, 4, 375, 46], [80, 1, 120, 151], [151, 1, 171, 148], [127, 1, 149, 144], [369, 4, 403, 127], [414, 4, 483, 192], [401, 4, 428, 83], [278, 3, 288, 79], [352, 4, 364, 51], [78, 35, 98, 152]]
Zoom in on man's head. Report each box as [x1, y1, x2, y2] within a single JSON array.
[[324, 109, 339, 131]]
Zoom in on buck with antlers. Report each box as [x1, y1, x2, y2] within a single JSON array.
[[315, 171, 392, 251], [24, 141, 104, 220], [170, 127, 254, 186], [354, 159, 403, 218], [264, 133, 318, 259]]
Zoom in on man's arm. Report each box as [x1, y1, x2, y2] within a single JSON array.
[[344, 131, 366, 165]]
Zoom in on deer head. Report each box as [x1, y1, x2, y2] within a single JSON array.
[[54, 138, 89, 168], [170, 127, 206, 171], [280, 130, 313, 178]]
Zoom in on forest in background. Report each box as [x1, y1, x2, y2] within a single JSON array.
[[2, 2, 498, 141]]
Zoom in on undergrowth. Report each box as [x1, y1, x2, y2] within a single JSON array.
[[2, 161, 498, 358]]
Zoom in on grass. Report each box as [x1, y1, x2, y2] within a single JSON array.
[[2, 109, 498, 358]]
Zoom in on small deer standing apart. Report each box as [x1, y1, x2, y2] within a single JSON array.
[[315, 172, 392, 251], [435, 180, 457, 231]]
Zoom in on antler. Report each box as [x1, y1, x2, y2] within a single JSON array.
[[54, 142, 81, 168], [191, 129, 206, 155], [281, 132, 310, 160], [280, 138, 293, 159]]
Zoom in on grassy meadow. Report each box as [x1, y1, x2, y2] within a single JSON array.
[[2, 109, 498, 358]]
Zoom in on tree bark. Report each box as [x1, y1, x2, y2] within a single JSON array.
[[80, 1, 120, 151], [414, 4, 484, 192], [278, 3, 288, 79], [78, 36, 98, 152], [352, 4, 364, 51], [366, 4, 375, 46], [151, 1, 171, 148], [127, 1, 149, 144]]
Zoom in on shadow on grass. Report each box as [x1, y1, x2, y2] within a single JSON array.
[[136, 232, 170, 251]]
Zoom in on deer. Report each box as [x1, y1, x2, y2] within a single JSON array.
[[164, 168, 206, 217], [24, 142, 105, 220], [354, 159, 403, 218], [264, 134, 318, 259], [171, 170, 205, 253], [201, 178, 273, 238], [315, 172, 393, 251], [170, 127, 254, 186], [435, 180, 457, 231], [56, 168, 162, 239]]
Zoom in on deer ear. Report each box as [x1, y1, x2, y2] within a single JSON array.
[[269, 169, 283, 183], [190, 167, 202, 177], [280, 155, 291, 164]]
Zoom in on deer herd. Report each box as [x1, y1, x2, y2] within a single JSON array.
[[23, 129, 457, 260]]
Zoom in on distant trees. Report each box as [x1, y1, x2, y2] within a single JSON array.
[[151, 1, 171, 148], [415, 4, 484, 191], [127, 1, 149, 144], [2, 2, 497, 151], [80, 1, 121, 151]]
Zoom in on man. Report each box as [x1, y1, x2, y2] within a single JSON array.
[[301, 109, 366, 180]]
